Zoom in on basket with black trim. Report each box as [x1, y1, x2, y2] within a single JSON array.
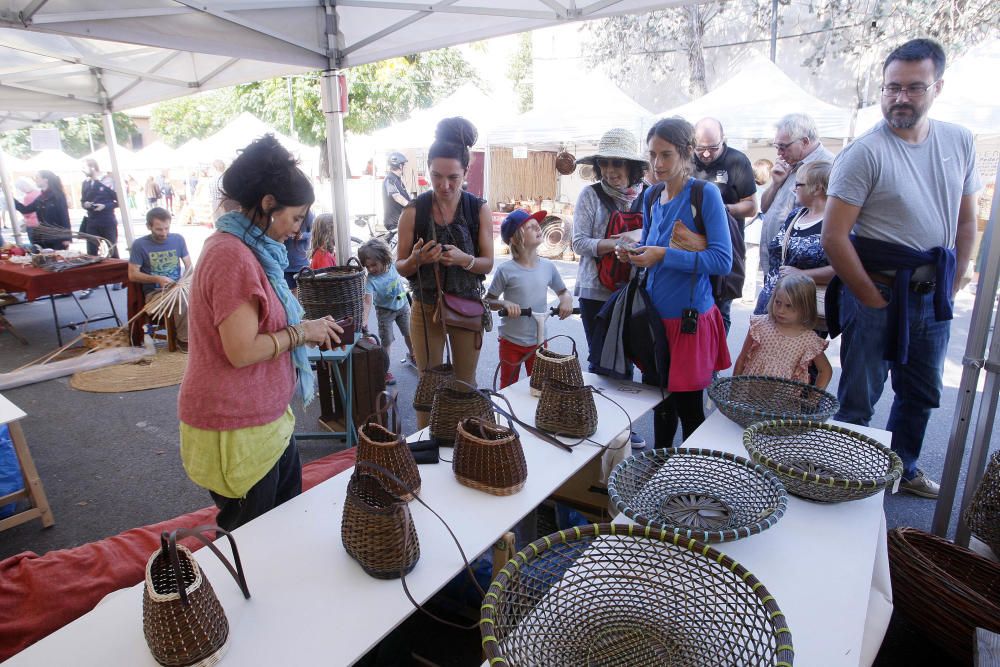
[[295, 258, 365, 325], [743, 420, 902, 503], [528, 335, 583, 398], [608, 448, 787, 543], [453, 416, 527, 496], [480, 523, 794, 666], [709, 375, 838, 428]]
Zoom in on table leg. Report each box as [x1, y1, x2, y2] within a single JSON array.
[[318, 360, 335, 422], [4, 421, 55, 529], [48, 295, 63, 346], [103, 284, 121, 325], [330, 356, 356, 448]]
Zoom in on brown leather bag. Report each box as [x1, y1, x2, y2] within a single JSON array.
[[435, 291, 485, 332]]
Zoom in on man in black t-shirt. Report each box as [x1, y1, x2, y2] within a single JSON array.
[[382, 152, 412, 231], [692, 117, 757, 333]]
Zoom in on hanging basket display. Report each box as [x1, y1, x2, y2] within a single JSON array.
[[555, 151, 577, 176]]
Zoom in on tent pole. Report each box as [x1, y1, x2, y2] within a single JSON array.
[[0, 146, 25, 245], [483, 136, 491, 206], [321, 70, 350, 264], [101, 109, 135, 248], [931, 170, 1000, 540]]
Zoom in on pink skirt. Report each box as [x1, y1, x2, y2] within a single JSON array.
[[662, 306, 732, 392]]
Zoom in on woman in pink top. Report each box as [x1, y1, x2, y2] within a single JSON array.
[[178, 135, 343, 531]]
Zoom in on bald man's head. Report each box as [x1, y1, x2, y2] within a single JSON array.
[[694, 118, 725, 163]]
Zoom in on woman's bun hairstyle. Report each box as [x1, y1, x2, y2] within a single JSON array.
[[428, 117, 478, 169], [222, 134, 314, 220]]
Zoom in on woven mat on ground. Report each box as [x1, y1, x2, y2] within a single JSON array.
[[0, 447, 357, 661], [70, 350, 187, 392]]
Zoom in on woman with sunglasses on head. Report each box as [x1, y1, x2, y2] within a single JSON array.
[[571, 128, 650, 449]]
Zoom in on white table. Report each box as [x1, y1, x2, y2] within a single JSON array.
[[4, 375, 663, 666]]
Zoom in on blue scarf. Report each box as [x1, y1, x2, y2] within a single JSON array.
[[216, 211, 314, 404]]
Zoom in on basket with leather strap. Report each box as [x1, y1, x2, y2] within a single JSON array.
[[528, 335, 583, 397], [964, 450, 1000, 555], [357, 392, 420, 502], [608, 447, 788, 544], [142, 525, 251, 667], [535, 378, 597, 438], [341, 463, 420, 580], [295, 258, 365, 325], [743, 420, 902, 503], [888, 527, 1000, 663], [429, 380, 496, 446], [481, 523, 794, 667], [453, 415, 527, 496], [708, 375, 839, 428]]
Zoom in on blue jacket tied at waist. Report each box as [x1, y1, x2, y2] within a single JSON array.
[[826, 235, 954, 365]]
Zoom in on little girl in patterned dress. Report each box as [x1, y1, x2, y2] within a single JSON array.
[[733, 274, 832, 389]]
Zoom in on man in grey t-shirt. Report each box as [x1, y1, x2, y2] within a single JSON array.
[[823, 38, 981, 499]]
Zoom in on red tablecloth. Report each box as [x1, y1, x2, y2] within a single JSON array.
[[0, 259, 128, 302]]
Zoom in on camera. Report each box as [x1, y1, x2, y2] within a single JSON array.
[[680, 308, 699, 335]]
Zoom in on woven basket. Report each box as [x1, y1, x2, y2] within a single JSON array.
[[535, 378, 597, 438], [709, 375, 839, 428], [453, 416, 527, 496], [529, 335, 583, 397], [413, 362, 455, 412], [608, 448, 787, 543], [142, 526, 250, 667], [481, 523, 794, 666], [357, 393, 420, 502], [429, 382, 495, 446], [743, 420, 902, 503], [82, 326, 130, 350], [296, 258, 365, 325], [341, 469, 419, 580], [965, 450, 1000, 555], [888, 527, 1000, 663]]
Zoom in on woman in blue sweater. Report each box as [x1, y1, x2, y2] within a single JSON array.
[[618, 117, 732, 446]]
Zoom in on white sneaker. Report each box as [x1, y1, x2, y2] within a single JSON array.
[[899, 470, 940, 499]]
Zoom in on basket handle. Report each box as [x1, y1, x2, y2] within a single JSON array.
[[364, 390, 400, 434], [162, 525, 251, 607], [540, 334, 577, 358], [490, 344, 543, 392], [346, 256, 363, 270], [587, 385, 635, 452], [483, 389, 574, 453], [294, 266, 315, 280]]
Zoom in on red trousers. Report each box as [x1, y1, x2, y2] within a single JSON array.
[[498, 337, 538, 389]]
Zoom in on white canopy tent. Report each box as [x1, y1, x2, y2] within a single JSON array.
[[368, 83, 507, 149], [657, 54, 854, 138]]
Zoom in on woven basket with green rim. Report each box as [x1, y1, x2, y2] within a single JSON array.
[[709, 375, 839, 428], [481, 523, 794, 667], [608, 447, 788, 544], [743, 420, 902, 503]]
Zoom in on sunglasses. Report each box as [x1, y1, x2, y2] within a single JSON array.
[[597, 159, 627, 169]]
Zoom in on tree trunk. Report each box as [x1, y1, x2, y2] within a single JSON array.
[[686, 5, 709, 97]]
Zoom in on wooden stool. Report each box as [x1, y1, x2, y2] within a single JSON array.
[[0, 395, 54, 531]]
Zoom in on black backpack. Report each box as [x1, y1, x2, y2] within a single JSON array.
[[644, 180, 746, 302]]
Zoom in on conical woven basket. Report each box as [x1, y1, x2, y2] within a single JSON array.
[[429, 382, 495, 446], [453, 416, 527, 496], [535, 378, 597, 438], [413, 362, 455, 412], [529, 335, 583, 397], [341, 470, 420, 580]]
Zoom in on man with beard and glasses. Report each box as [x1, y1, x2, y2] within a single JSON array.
[[822, 38, 981, 499]]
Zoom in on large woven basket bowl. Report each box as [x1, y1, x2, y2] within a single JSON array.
[[964, 450, 1000, 555], [608, 447, 787, 543], [709, 375, 838, 428], [481, 523, 794, 666], [888, 527, 1000, 663], [743, 420, 902, 503]]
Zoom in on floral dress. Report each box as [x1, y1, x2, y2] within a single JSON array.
[[754, 207, 828, 315], [741, 315, 828, 383]]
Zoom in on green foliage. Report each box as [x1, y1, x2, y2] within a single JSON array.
[[235, 74, 325, 144], [0, 113, 137, 159], [149, 90, 238, 147], [507, 33, 534, 113]]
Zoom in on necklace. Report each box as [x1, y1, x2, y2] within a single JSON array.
[[432, 194, 459, 226]]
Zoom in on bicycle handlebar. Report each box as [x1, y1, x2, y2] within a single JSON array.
[[498, 306, 581, 318]]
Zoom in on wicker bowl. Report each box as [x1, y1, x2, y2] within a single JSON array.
[[481, 523, 794, 666], [81, 327, 130, 350], [709, 375, 838, 428], [743, 420, 902, 503], [608, 447, 787, 543]]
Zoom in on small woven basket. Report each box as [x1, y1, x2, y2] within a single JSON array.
[[453, 416, 527, 496], [341, 469, 420, 580], [357, 423, 420, 503], [429, 382, 495, 446], [535, 378, 597, 438], [608, 447, 787, 543], [529, 335, 584, 397], [743, 420, 902, 503], [481, 523, 794, 666], [964, 450, 1000, 555], [888, 527, 1000, 663], [82, 326, 130, 350], [413, 362, 455, 412], [709, 375, 839, 428], [296, 258, 365, 325], [142, 526, 250, 667]]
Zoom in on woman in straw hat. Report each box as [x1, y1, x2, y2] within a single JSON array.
[[571, 127, 650, 450]]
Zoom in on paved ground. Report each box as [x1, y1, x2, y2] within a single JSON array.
[[0, 222, 997, 663]]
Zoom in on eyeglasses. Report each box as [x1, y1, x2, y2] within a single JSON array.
[[695, 143, 723, 153], [772, 138, 804, 151], [881, 81, 939, 98], [597, 159, 627, 169]]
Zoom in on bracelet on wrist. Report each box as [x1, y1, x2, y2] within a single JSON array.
[[267, 332, 280, 360], [464, 255, 476, 271]]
